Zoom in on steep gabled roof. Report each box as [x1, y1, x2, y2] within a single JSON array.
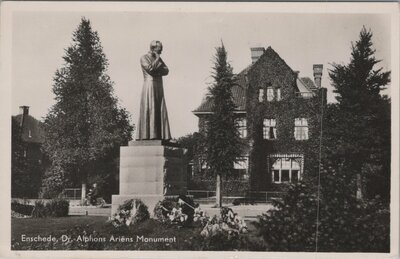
[[13, 114, 45, 143], [299, 77, 317, 91], [251, 46, 296, 76], [193, 65, 250, 114], [193, 46, 318, 115]]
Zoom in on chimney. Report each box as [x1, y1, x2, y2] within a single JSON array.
[[19, 106, 29, 115], [250, 47, 265, 64], [313, 64, 323, 88], [19, 106, 29, 127]]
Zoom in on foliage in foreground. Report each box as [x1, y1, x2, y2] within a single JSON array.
[[11, 199, 69, 218], [199, 207, 249, 250], [154, 196, 252, 251], [255, 26, 390, 253], [256, 169, 390, 252], [11, 201, 34, 216], [11, 217, 204, 250]]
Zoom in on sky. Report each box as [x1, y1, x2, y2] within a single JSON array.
[[11, 11, 391, 139]]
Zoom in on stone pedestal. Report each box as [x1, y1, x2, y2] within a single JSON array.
[[111, 140, 187, 217]]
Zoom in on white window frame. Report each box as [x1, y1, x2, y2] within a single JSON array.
[[263, 119, 277, 139], [236, 118, 247, 138], [233, 157, 249, 180], [270, 155, 303, 184], [266, 87, 274, 101], [294, 118, 309, 140], [276, 88, 281, 101], [258, 89, 264, 102]]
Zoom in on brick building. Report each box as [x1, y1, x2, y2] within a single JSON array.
[[12, 106, 45, 197], [193, 46, 327, 193], [13, 106, 45, 161]]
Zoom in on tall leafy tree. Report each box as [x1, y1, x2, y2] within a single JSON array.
[[177, 132, 207, 175], [206, 43, 243, 207], [42, 18, 133, 199], [326, 26, 390, 200]]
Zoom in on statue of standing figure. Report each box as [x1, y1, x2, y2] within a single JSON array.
[[136, 40, 171, 140]]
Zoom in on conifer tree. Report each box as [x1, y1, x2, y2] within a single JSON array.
[[206, 43, 243, 207], [42, 18, 133, 199], [327, 27, 390, 200]]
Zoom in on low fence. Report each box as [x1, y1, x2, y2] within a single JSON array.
[[247, 191, 285, 203], [63, 188, 82, 200], [187, 190, 216, 199], [187, 189, 285, 204]]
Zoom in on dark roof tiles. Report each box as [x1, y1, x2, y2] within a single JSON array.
[[300, 77, 317, 90], [193, 46, 318, 114], [13, 114, 45, 143], [193, 65, 250, 113]]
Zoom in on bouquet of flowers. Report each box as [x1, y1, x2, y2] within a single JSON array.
[[109, 199, 149, 228], [167, 207, 188, 224], [154, 196, 197, 226], [200, 207, 247, 240], [193, 206, 209, 227], [221, 207, 248, 234]]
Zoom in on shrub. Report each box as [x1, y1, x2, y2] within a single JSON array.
[[11, 201, 34, 216], [232, 197, 255, 206], [31, 200, 47, 218], [29, 199, 69, 218], [109, 199, 149, 228], [45, 198, 69, 217], [200, 207, 248, 250], [40, 165, 65, 199], [256, 182, 317, 251], [256, 171, 390, 252]]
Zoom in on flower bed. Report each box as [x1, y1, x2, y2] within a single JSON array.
[[109, 199, 149, 228], [154, 195, 195, 226]]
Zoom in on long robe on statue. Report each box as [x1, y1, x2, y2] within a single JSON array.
[[136, 52, 171, 140]]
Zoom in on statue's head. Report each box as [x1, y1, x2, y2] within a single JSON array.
[[150, 40, 163, 54]]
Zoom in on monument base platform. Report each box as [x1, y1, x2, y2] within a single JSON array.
[[111, 140, 187, 218]]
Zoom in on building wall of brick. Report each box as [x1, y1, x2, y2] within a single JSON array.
[[193, 47, 327, 194], [246, 48, 327, 191]]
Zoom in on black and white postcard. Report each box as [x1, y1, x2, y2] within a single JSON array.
[[0, 2, 398, 259]]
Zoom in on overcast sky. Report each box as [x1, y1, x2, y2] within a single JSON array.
[[11, 11, 391, 138]]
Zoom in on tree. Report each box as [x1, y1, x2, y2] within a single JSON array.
[[327, 26, 390, 200], [205, 43, 243, 207], [177, 132, 207, 174], [42, 18, 133, 199]]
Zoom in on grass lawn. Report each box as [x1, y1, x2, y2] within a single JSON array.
[[11, 216, 265, 251]]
